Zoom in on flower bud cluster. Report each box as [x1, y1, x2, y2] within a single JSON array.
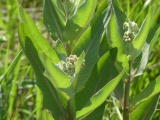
[[56, 55, 85, 77], [123, 21, 139, 42]]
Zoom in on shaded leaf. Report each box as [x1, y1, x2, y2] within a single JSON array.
[[84, 102, 106, 120], [130, 76, 160, 110], [75, 48, 118, 110], [130, 94, 159, 120], [112, 0, 126, 39], [43, 0, 64, 40], [130, 5, 156, 60], [76, 68, 126, 119], [72, 6, 112, 93]]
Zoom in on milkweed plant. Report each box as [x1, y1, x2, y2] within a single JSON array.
[[18, 0, 160, 119]]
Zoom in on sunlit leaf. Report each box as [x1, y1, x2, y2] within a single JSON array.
[[39, 52, 74, 100], [107, 13, 128, 69], [75, 51, 85, 74], [55, 40, 67, 61], [63, 0, 98, 42], [18, 23, 68, 119], [19, 6, 60, 63]]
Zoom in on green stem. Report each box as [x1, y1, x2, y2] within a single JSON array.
[[123, 61, 132, 120], [68, 98, 76, 120]]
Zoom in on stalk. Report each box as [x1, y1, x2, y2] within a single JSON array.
[[123, 61, 132, 120], [68, 98, 76, 120]]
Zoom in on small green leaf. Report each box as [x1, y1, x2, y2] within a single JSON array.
[[75, 51, 85, 74], [130, 95, 159, 120], [130, 76, 160, 110], [76, 68, 126, 119], [55, 40, 67, 61], [42, 110, 55, 120], [39, 52, 73, 100]]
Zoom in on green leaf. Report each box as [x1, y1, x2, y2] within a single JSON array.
[[43, 0, 64, 40], [63, 0, 98, 42], [130, 95, 159, 120], [108, 13, 128, 69], [132, 8, 160, 77], [130, 76, 160, 110], [75, 51, 85, 74], [18, 23, 68, 119], [51, 0, 66, 25], [130, 5, 156, 60], [149, 27, 160, 53], [72, 6, 112, 93], [0, 50, 22, 82], [76, 68, 126, 119], [112, 0, 126, 39], [42, 110, 55, 120], [132, 42, 149, 77], [55, 40, 67, 61], [19, 6, 60, 63], [75, 48, 118, 110], [84, 102, 106, 120], [39, 52, 74, 100]]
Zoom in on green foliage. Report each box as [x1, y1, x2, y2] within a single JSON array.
[[0, 0, 159, 119]]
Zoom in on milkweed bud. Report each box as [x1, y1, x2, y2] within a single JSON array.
[[56, 54, 85, 77], [123, 21, 139, 42]]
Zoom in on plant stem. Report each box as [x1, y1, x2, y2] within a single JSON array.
[[123, 61, 132, 120], [68, 98, 75, 120]]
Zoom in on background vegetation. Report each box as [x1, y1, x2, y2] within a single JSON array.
[[0, 0, 159, 119]]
